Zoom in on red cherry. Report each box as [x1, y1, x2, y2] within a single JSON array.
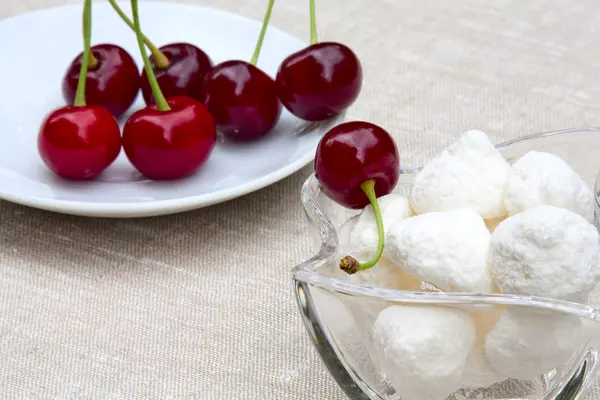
[[315, 121, 399, 209], [315, 121, 399, 274], [105, 1, 212, 106], [62, 44, 140, 119], [276, 42, 362, 122], [199, 60, 282, 141], [140, 42, 213, 106], [38, 105, 122, 180], [122, 96, 216, 180]]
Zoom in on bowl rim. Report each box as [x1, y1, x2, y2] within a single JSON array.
[[292, 126, 600, 319]]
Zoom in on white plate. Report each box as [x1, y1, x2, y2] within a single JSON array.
[[0, 1, 342, 217]]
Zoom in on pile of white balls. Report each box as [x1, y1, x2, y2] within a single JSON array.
[[335, 130, 598, 400]]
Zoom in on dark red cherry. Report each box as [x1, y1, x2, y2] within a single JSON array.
[[199, 60, 282, 141], [62, 43, 140, 119], [315, 121, 399, 210], [140, 42, 213, 105], [276, 42, 362, 122], [315, 121, 399, 274]]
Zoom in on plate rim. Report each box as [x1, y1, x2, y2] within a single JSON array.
[[0, 1, 341, 218]]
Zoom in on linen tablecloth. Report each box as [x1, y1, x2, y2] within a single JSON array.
[[2, 0, 600, 398]]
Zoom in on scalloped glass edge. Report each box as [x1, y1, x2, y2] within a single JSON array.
[[292, 126, 600, 320]]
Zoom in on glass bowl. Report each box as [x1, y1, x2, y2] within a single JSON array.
[[293, 127, 600, 400]]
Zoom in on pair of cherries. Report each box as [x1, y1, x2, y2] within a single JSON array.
[[61, 0, 214, 120], [208, 39, 364, 141], [199, 35, 363, 141], [61, 42, 212, 120], [62, 0, 213, 118], [38, 0, 217, 181], [38, 96, 215, 181], [203, 28, 364, 141]]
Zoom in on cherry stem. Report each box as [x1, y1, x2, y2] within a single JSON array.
[[131, 0, 170, 111], [74, 0, 93, 107], [340, 179, 385, 274], [79, 5, 99, 69], [309, 0, 318, 45], [250, 0, 276, 66], [108, 0, 170, 69]]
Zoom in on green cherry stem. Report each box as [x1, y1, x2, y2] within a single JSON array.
[[339, 179, 384, 274], [74, 0, 93, 107], [80, 5, 99, 69], [131, 0, 170, 111], [249, 0, 276, 66], [108, 0, 170, 69], [309, 0, 318, 45]]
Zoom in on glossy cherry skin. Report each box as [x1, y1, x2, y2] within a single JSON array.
[[38, 105, 122, 180], [199, 60, 282, 141], [140, 43, 213, 106], [314, 121, 399, 209], [62, 44, 140, 119], [276, 42, 362, 122], [122, 96, 216, 180]]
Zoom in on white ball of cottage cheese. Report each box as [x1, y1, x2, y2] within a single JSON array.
[[373, 305, 476, 400], [387, 209, 495, 293], [505, 151, 594, 222], [335, 210, 421, 291], [489, 205, 600, 301], [484, 308, 582, 380], [409, 130, 510, 219]]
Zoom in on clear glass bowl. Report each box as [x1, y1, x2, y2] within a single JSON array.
[[293, 127, 600, 400]]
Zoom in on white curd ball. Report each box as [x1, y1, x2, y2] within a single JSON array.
[[409, 130, 510, 219], [505, 150, 593, 222], [373, 305, 476, 400]]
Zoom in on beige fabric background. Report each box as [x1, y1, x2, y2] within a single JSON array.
[[1, 0, 600, 398]]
